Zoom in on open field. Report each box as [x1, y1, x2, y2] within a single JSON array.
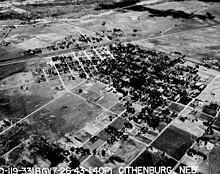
[[71, 80, 120, 109], [209, 146, 220, 174], [39, 92, 104, 134], [3, 0, 217, 62], [0, 91, 104, 156], [138, 25, 220, 65], [197, 76, 220, 104], [168, 102, 185, 113], [62, 76, 83, 90], [171, 118, 205, 137], [0, 88, 27, 121], [152, 125, 196, 161], [109, 116, 129, 130], [0, 62, 26, 81], [109, 102, 125, 115], [6, 22, 82, 49], [21, 82, 54, 114], [96, 111, 117, 125]]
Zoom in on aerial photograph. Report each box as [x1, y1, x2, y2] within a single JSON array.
[[0, 0, 220, 173]]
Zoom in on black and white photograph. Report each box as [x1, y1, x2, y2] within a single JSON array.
[[0, 0, 220, 174]]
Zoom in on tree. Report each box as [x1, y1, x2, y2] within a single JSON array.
[[69, 156, 80, 169]]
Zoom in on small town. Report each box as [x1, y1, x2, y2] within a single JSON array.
[[0, 0, 220, 174]]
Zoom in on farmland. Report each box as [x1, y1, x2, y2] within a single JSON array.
[[151, 125, 196, 161]]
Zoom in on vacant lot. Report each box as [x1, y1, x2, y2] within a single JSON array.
[[82, 155, 104, 170], [96, 111, 117, 125], [172, 118, 205, 137], [72, 80, 105, 100], [72, 80, 119, 109], [62, 75, 85, 90], [110, 116, 129, 130], [109, 102, 125, 115], [209, 145, 220, 174]]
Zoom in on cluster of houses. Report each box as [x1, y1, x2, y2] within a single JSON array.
[[96, 28, 125, 40], [47, 43, 209, 131], [30, 42, 215, 168]]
